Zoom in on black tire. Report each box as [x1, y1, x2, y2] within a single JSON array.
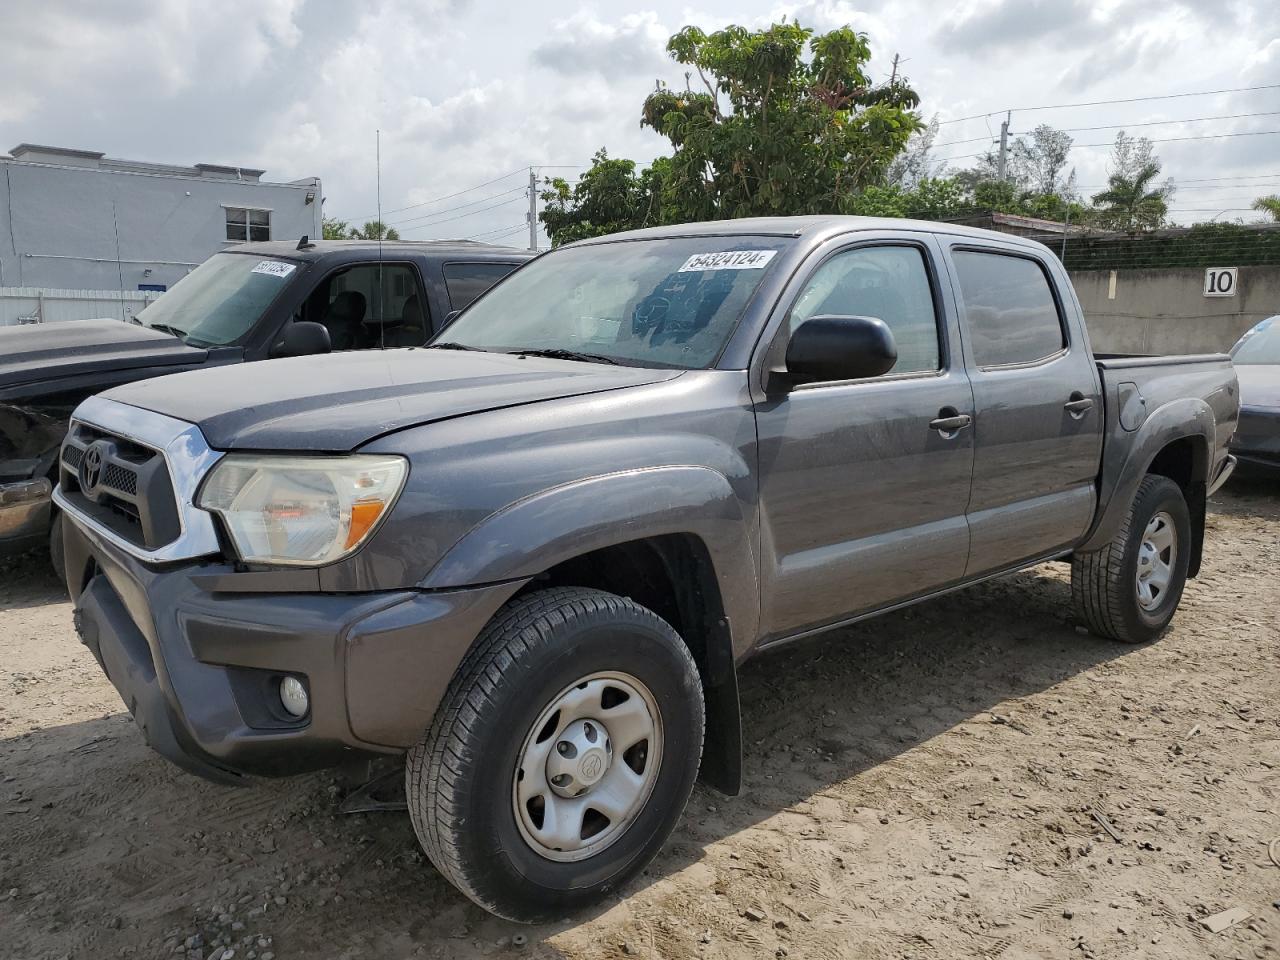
[[48, 510, 66, 587], [406, 587, 704, 922], [1072, 475, 1191, 643]]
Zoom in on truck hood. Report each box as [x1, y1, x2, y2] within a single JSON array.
[[0, 318, 207, 391], [1235, 364, 1280, 411], [104, 348, 684, 451]]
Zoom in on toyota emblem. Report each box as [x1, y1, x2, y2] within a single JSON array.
[[80, 443, 104, 495]]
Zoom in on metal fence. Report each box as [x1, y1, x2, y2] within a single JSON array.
[[0, 287, 163, 326]]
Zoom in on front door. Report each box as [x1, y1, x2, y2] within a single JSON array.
[[944, 244, 1104, 576], [755, 238, 975, 642]]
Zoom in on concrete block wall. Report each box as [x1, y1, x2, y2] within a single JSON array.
[[1071, 265, 1279, 356]]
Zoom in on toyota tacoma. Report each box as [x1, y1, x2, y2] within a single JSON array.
[[56, 216, 1238, 921]]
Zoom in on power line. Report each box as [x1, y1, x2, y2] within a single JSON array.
[[934, 110, 1280, 149], [386, 184, 528, 226], [354, 166, 527, 220], [936, 128, 1280, 163], [398, 196, 526, 233], [936, 82, 1280, 126], [467, 221, 527, 241]]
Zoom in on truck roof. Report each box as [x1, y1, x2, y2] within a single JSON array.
[[580, 215, 1051, 252], [224, 238, 533, 265]]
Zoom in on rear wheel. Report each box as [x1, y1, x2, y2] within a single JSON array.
[[1071, 475, 1191, 643], [406, 587, 704, 922]]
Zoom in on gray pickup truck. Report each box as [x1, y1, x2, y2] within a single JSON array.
[[56, 216, 1238, 921]]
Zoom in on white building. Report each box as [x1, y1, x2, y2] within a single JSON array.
[[0, 143, 321, 324]]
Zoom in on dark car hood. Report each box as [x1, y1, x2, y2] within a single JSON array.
[[104, 348, 683, 451], [0, 318, 207, 391], [1235, 364, 1280, 410]]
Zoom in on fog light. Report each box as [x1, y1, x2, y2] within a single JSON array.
[[279, 676, 309, 718]]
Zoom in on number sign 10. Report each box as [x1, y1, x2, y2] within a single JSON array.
[[1204, 267, 1237, 297]]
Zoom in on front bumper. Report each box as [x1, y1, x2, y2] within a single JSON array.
[[64, 515, 525, 784], [0, 477, 52, 557]]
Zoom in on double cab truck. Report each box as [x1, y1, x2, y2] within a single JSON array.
[[56, 217, 1238, 921], [0, 239, 529, 569]]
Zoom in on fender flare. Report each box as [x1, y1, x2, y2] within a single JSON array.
[[421, 465, 758, 796], [1079, 396, 1214, 555]]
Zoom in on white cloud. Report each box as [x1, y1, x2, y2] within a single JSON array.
[[1, 0, 1277, 236]]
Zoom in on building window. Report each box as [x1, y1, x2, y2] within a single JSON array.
[[226, 207, 271, 242]]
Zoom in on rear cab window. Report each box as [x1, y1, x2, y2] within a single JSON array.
[[951, 249, 1066, 367], [443, 262, 522, 311]]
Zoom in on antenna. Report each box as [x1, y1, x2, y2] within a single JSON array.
[[376, 128, 384, 349]]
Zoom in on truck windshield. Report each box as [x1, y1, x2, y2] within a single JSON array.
[[133, 253, 300, 346], [435, 236, 792, 369], [1231, 318, 1280, 364]]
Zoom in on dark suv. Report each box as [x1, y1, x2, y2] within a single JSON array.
[[0, 239, 529, 567]]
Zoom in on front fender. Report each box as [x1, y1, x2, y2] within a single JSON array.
[[1079, 395, 1214, 553], [421, 465, 760, 656]]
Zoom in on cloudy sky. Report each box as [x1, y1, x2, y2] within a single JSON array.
[[2, 0, 1278, 246]]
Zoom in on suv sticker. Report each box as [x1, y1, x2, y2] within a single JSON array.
[[251, 260, 297, 278], [677, 250, 777, 272]]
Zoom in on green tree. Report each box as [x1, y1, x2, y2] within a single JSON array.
[[641, 22, 922, 221], [847, 177, 971, 219], [964, 124, 1076, 197], [1253, 195, 1280, 221], [322, 216, 349, 240], [1091, 133, 1174, 232], [348, 220, 401, 241], [540, 149, 667, 246]]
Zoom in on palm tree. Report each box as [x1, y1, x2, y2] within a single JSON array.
[[348, 220, 401, 241], [1091, 161, 1172, 233], [1253, 195, 1280, 222]]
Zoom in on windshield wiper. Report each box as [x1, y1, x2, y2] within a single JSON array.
[[144, 323, 188, 339], [428, 341, 488, 352], [510, 348, 620, 365]]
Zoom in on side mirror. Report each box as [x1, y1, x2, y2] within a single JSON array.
[[782, 315, 898, 387], [271, 321, 332, 358]]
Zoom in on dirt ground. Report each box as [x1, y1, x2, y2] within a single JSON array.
[[1, 482, 1277, 960]]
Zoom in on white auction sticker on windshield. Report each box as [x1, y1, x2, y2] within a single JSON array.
[[251, 260, 296, 278], [677, 250, 777, 272]]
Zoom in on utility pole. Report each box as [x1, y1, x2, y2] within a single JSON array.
[[996, 111, 1011, 182], [527, 167, 538, 252]]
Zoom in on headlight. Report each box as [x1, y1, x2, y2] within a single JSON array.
[[197, 454, 408, 566]]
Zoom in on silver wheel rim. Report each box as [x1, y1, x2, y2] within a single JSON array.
[[512, 671, 663, 863], [1136, 510, 1177, 611]]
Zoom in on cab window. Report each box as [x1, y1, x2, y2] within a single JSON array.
[[296, 262, 429, 349], [789, 245, 941, 375]]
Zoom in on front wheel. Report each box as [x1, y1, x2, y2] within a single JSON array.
[[1071, 474, 1192, 643], [406, 587, 705, 922]]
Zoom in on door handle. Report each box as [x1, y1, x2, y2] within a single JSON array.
[[930, 409, 972, 434], [1064, 392, 1094, 416]]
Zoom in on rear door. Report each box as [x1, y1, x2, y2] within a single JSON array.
[[943, 242, 1103, 576], [754, 233, 975, 641]]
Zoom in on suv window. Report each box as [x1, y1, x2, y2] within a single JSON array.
[[298, 262, 429, 350], [443, 262, 520, 311], [953, 250, 1065, 367], [789, 245, 941, 375]]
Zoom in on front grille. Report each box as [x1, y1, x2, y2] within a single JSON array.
[[59, 423, 181, 550], [101, 463, 138, 497]]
